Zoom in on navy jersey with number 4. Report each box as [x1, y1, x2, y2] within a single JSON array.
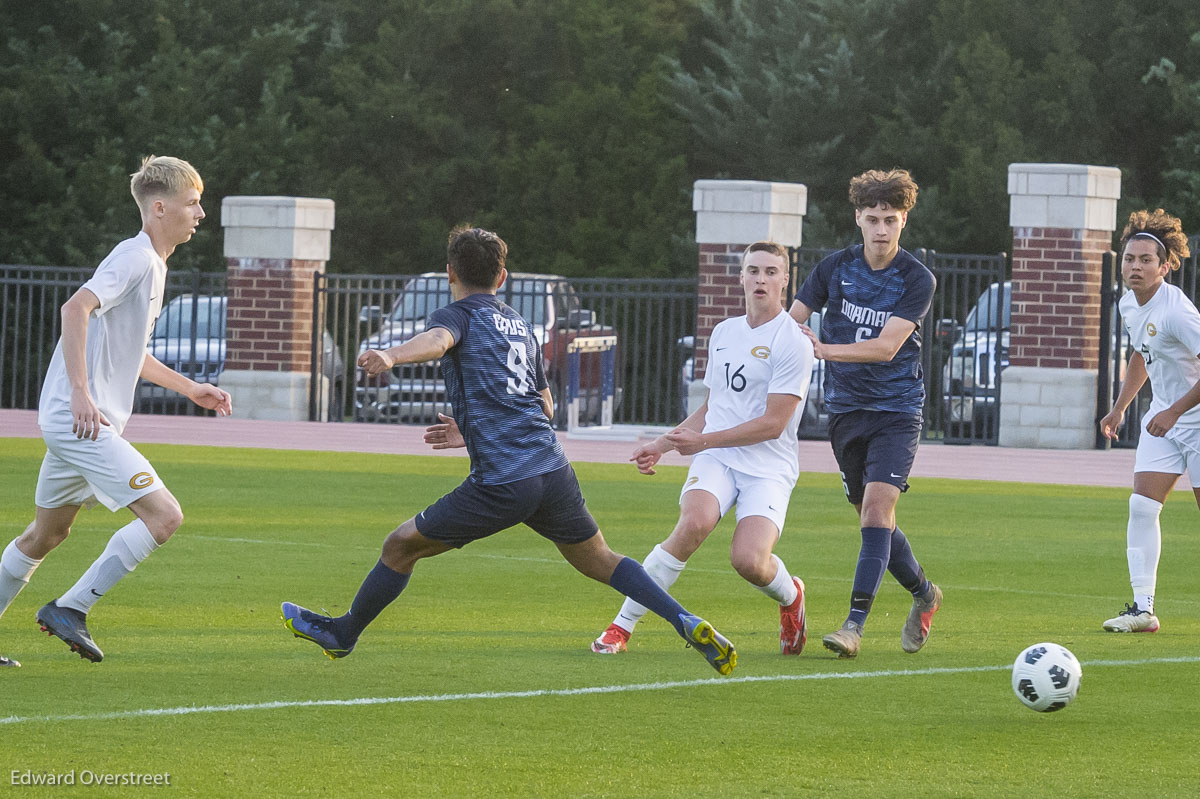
[[428, 293, 568, 485], [796, 244, 935, 416]]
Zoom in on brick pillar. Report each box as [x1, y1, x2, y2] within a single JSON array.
[[220, 196, 336, 421], [692, 180, 806, 412], [1000, 164, 1120, 448]]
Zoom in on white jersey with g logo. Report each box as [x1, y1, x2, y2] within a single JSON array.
[[701, 310, 814, 484], [38, 232, 166, 437], [1120, 282, 1200, 429]]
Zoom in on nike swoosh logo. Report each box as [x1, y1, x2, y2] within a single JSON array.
[[714, 347, 727, 351], [841, 281, 853, 286], [769, 505, 777, 511], [890, 473, 904, 479], [89, 589, 104, 597]]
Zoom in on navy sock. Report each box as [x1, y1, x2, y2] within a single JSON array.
[[339, 559, 411, 639], [848, 526, 892, 627], [608, 556, 688, 637], [887, 527, 930, 596]]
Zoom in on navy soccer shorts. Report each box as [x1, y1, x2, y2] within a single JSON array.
[[828, 409, 922, 505], [415, 464, 600, 548]]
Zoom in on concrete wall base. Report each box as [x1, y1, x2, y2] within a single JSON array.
[[221, 370, 327, 422], [998, 366, 1097, 449]]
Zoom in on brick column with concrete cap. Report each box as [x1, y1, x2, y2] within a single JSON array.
[[220, 196, 335, 421], [691, 180, 806, 412], [1000, 163, 1120, 448]]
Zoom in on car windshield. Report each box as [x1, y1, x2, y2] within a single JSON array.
[[964, 283, 1010, 331], [389, 276, 548, 324], [153, 297, 226, 339]]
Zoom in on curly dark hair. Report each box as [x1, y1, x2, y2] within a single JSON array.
[[848, 169, 918, 212], [1119, 209, 1190, 271], [446, 225, 508, 289]]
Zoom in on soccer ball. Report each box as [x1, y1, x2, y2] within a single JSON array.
[[1011, 642, 1082, 712]]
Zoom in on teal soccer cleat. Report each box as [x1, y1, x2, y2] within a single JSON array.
[[37, 601, 103, 662], [679, 614, 737, 675], [281, 602, 355, 659]]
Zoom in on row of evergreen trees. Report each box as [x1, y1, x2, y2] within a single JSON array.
[[3, 0, 1199, 276]]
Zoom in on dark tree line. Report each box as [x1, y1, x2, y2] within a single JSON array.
[[3, 0, 1199, 276]]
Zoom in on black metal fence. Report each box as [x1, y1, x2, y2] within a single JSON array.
[[0, 265, 226, 417], [788, 246, 1009, 444], [312, 272, 696, 428], [1099, 233, 1200, 449]]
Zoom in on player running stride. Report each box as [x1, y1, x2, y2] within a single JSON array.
[[1099, 209, 1200, 634], [0, 156, 231, 667], [788, 169, 942, 658], [281, 226, 736, 675], [591, 241, 814, 657]]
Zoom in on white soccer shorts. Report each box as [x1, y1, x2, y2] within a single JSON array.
[[1133, 421, 1200, 488], [680, 451, 794, 533], [36, 430, 164, 511]]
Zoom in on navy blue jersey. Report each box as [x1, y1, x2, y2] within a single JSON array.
[[429, 293, 567, 485], [796, 245, 935, 415]]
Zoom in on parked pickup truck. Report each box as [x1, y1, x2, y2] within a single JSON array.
[[941, 281, 1010, 437], [354, 272, 617, 425]]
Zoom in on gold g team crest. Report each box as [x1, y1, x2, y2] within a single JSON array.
[[750, 346, 770, 359], [1146, 322, 1158, 337], [685, 476, 700, 488], [129, 472, 155, 489]]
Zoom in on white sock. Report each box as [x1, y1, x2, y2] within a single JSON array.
[[756, 555, 798, 606], [0, 538, 42, 621], [613, 544, 686, 633], [1127, 493, 1162, 615], [58, 519, 160, 615]]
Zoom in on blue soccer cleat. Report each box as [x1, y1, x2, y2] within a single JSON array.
[[679, 613, 737, 675], [37, 600, 103, 662], [281, 602, 355, 659]]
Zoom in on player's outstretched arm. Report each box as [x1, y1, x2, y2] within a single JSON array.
[[358, 328, 455, 377], [813, 315, 916, 363], [61, 288, 109, 439], [631, 398, 708, 475], [667, 393, 800, 455], [1100, 352, 1148, 440], [140, 354, 232, 416], [1146, 361, 1200, 437]]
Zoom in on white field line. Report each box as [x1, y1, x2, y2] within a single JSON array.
[[2, 656, 1198, 727]]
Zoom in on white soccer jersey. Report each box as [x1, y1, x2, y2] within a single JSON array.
[[1120, 282, 1200, 429], [701, 310, 814, 484], [38, 232, 166, 436]]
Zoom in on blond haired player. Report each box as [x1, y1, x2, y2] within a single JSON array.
[[1099, 208, 1200, 633], [591, 241, 814, 657], [0, 156, 231, 667]]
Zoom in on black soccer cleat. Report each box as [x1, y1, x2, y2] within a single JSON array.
[[36, 601, 103, 662], [0, 654, 20, 668]]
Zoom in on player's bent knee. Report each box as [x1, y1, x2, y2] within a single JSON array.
[[729, 552, 771, 585]]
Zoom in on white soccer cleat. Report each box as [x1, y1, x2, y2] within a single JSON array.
[[1102, 603, 1159, 633]]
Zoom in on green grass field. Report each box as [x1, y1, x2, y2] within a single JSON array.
[[0, 437, 1197, 798]]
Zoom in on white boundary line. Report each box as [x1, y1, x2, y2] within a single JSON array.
[[3, 656, 1197, 727]]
